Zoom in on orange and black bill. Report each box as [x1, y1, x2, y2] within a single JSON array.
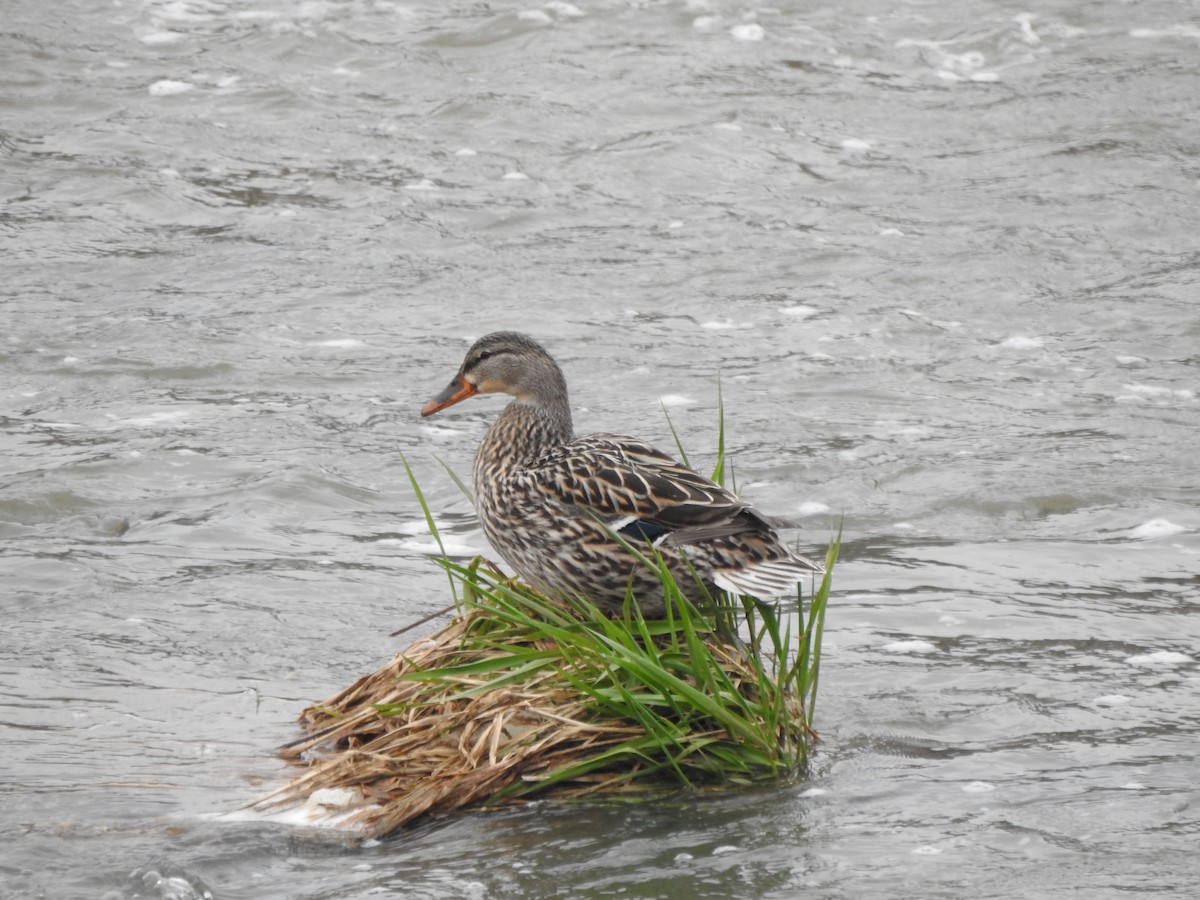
[[421, 377, 478, 417]]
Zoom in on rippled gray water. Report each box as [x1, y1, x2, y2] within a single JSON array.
[[3, 1, 1198, 897]]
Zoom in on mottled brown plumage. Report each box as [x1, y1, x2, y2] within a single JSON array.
[[421, 332, 823, 615]]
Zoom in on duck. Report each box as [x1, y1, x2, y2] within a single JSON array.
[[420, 331, 823, 616]]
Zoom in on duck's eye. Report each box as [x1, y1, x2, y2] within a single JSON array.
[[471, 349, 500, 367]]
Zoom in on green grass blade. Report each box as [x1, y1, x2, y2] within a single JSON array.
[[710, 376, 725, 487], [400, 451, 457, 602], [659, 402, 691, 470], [799, 521, 840, 727], [434, 453, 475, 505]]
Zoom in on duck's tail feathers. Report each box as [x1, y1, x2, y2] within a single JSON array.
[[712, 553, 824, 599]]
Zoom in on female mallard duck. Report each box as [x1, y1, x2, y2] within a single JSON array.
[[421, 332, 823, 616]]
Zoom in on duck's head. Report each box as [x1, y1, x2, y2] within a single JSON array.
[[421, 331, 567, 417]]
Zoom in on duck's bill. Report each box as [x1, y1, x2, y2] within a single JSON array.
[[421, 378, 478, 416]]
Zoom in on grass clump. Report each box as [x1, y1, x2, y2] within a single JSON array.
[[252, 428, 834, 837]]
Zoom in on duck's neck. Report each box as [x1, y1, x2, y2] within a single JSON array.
[[476, 395, 574, 481]]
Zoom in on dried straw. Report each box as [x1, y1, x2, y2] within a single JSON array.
[[248, 581, 815, 838]]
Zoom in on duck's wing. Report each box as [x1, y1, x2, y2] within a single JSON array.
[[528, 433, 773, 545]]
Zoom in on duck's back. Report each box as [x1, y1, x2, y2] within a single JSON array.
[[473, 407, 820, 614]]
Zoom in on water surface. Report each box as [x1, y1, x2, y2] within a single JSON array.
[[3, 1, 1198, 898]]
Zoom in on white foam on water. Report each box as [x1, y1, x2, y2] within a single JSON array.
[[796, 501, 830, 516], [133, 870, 212, 900], [106, 410, 193, 429], [312, 338, 364, 348], [220, 787, 372, 831], [1117, 384, 1195, 404], [1130, 26, 1200, 40], [731, 24, 765, 42], [141, 32, 186, 45], [882, 639, 937, 654], [155, 0, 218, 23], [1092, 694, 1132, 707], [1123, 383, 1174, 397], [400, 535, 485, 557], [1129, 518, 1186, 539], [658, 394, 697, 408], [234, 9, 283, 21], [1014, 13, 1040, 45], [999, 335, 1043, 349], [962, 781, 996, 793], [544, 1, 584, 16], [149, 79, 194, 96], [395, 520, 431, 536], [1125, 650, 1191, 669], [917, 45, 1001, 83], [781, 304, 819, 318]]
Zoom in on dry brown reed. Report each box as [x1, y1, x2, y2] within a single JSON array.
[[248, 576, 819, 838]]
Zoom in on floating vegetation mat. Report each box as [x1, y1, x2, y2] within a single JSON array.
[[249, 547, 834, 838]]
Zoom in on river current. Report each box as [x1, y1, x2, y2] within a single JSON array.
[[3, 1, 1198, 898]]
